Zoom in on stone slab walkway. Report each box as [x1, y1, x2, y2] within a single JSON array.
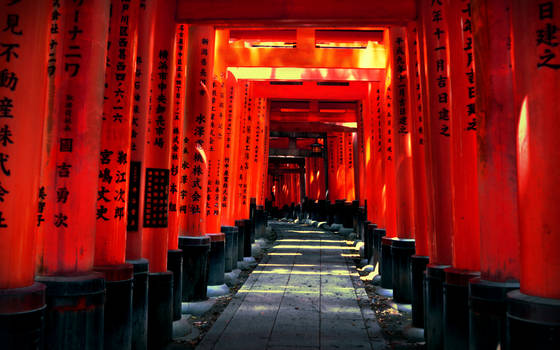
[[197, 221, 388, 350]]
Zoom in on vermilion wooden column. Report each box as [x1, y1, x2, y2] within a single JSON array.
[[126, 1, 154, 347], [335, 132, 346, 201], [35, 1, 110, 348], [93, 1, 139, 348], [326, 133, 338, 203], [469, 1, 521, 349], [380, 50, 398, 290], [253, 98, 267, 208], [356, 102, 367, 207], [141, 0, 176, 347], [234, 81, 251, 220], [179, 25, 215, 302], [361, 88, 376, 222], [440, 1, 482, 348], [169, 24, 187, 253], [258, 104, 270, 206], [381, 75, 397, 240], [372, 84, 386, 229], [206, 38, 228, 290], [388, 26, 417, 304], [141, 0, 175, 274], [305, 157, 312, 200], [343, 132, 355, 201], [167, 23, 187, 322], [0, 1, 50, 347], [126, 0, 154, 262], [389, 27, 415, 241], [220, 72, 240, 227], [420, 0, 455, 347], [407, 20, 431, 328], [508, 0, 560, 347], [220, 71, 241, 273]]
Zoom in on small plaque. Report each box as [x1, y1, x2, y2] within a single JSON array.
[[143, 168, 170, 228]]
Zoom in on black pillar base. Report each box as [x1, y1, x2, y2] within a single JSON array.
[[443, 268, 480, 350], [179, 235, 211, 302], [391, 238, 416, 304], [127, 258, 149, 350], [424, 264, 451, 350], [333, 199, 345, 225], [364, 221, 377, 268], [0, 282, 46, 349], [411, 255, 429, 328], [343, 201, 355, 228], [207, 234, 225, 286], [37, 273, 105, 350], [222, 226, 238, 272], [506, 290, 560, 350], [94, 264, 134, 350], [380, 237, 394, 289], [373, 228, 386, 270], [255, 206, 266, 239], [167, 249, 183, 321], [235, 220, 245, 263], [363, 221, 373, 262], [317, 199, 327, 221], [468, 278, 519, 350], [147, 272, 173, 350], [243, 219, 252, 258]]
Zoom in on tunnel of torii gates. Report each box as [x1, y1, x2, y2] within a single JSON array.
[[0, 0, 559, 349]]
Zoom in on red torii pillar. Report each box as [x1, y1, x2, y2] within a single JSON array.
[[126, 1, 155, 347], [206, 43, 228, 293], [0, 1, 49, 347], [360, 84, 382, 268], [233, 80, 255, 259], [221, 72, 243, 270], [356, 102, 367, 209], [419, 0, 455, 347], [141, 0, 176, 347], [380, 55, 398, 290], [251, 97, 268, 239], [508, 0, 560, 346], [372, 83, 386, 230], [369, 83, 388, 274], [343, 132, 355, 202], [442, 1, 482, 348], [246, 90, 259, 246], [167, 23, 187, 322], [407, 20, 432, 328], [388, 26, 417, 305], [326, 133, 340, 204], [93, 1, 139, 348], [179, 24, 215, 302], [35, 1, 110, 348], [469, 1, 522, 348], [258, 103, 271, 206]]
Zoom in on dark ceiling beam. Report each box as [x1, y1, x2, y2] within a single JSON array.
[[269, 148, 315, 157], [270, 121, 356, 133], [270, 131, 326, 139], [268, 168, 306, 175], [176, 0, 417, 25], [268, 157, 306, 166]]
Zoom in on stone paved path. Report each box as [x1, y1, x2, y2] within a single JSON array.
[[197, 221, 388, 350]]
